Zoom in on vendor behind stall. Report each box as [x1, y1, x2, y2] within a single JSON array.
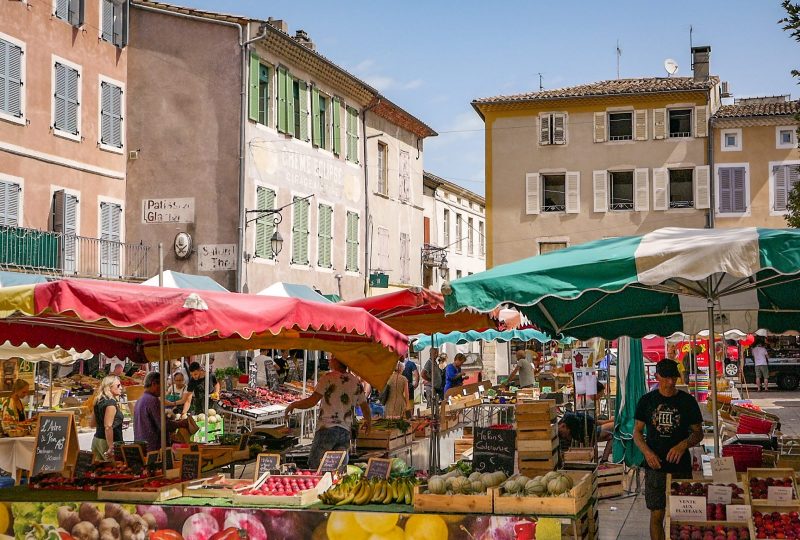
[[165, 370, 190, 413], [91, 376, 124, 461], [444, 353, 466, 393], [185, 361, 220, 415], [0, 379, 29, 435]]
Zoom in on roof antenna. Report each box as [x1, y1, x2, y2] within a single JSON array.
[[689, 24, 694, 68], [537, 73, 543, 91], [616, 40, 622, 79]]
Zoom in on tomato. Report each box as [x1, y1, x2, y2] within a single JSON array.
[[209, 527, 248, 540], [149, 530, 184, 540], [58, 533, 76, 540]]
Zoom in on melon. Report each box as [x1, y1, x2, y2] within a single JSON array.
[[547, 474, 573, 496], [452, 476, 470, 494], [468, 472, 482, 482], [428, 476, 446, 495], [525, 479, 547, 497], [542, 471, 560, 483], [471, 480, 485, 494], [503, 479, 522, 495]]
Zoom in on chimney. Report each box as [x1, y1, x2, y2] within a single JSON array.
[[293, 29, 315, 51], [691, 45, 711, 82], [267, 17, 288, 33]]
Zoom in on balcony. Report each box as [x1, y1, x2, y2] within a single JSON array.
[[0, 225, 150, 281]]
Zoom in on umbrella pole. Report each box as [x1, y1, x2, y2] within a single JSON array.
[[160, 333, 167, 475], [707, 292, 720, 458], [48, 363, 53, 409], [204, 354, 209, 443]]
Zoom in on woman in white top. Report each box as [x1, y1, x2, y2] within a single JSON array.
[[166, 371, 191, 413]]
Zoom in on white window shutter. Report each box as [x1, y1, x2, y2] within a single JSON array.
[[634, 168, 650, 211], [525, 173, 540, 215], [652, 168, 668, 210], [539, 114, 550, 145], [634, 110, 648, 141], [552, 113, 566, 144], [695, 165, 710, 209], [593, 112, 606, 143], [694, 106, 708, 138], [592, 170, 608, 213], [565, 171, 580, 214], [653, 108, 666, 140], [774, 165, 788, 211]]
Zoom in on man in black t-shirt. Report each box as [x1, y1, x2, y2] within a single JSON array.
[[186, 361, 220, 415], [634, 359, 704, 540]]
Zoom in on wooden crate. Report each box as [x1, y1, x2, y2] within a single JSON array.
[[596, 463, 624, 499], [563, 448, 594, 463], [174, 445, 249, 472], [666, 474, 747, 505], [98, 477, 184, 502], [492, 471, 593, 515], [666, 519, 753, 540], [357, 430, 413, 450], [232, 472, 332, 507], [183, 475, 252, 497], [518, 435, 559, 453], [519, 446, 559, 475], [518, 422, 558, 440], [413, 484, 492, 514], [746, 468, 800, 507], [516, 400, 557, 424]]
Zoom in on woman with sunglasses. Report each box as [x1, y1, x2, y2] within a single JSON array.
[[91, 376, 125, 461]]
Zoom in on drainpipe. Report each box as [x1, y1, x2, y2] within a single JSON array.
[[361, 98, 381, 297], [707, 88, 715, 229]]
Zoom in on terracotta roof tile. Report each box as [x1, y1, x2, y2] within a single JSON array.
[[714, 100, 800, 118], [473, 77, 719, 105]]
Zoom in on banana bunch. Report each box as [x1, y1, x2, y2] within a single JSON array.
[[319, 477, 417, 506]]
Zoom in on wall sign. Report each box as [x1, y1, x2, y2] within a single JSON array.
[[473, 427, 516, 476], [142, 198, 195, 224], [198, 244, 237, 271]]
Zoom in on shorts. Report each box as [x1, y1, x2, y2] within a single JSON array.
[[645, 468, 691, 511], [308, 426, 351, 471], [91, 437, 111, 462], [755, 365, 770, 381]]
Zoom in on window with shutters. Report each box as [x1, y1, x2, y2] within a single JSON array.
[[478, 221, 485, 257], [345, 211, 359, 272], [317, 203, 333, 268], [258, 64, 269, 126], [721, 129, 741, 152], [0, 35, 24, 122], [101, 0, 128, 48], [375, 227, 389, 271], [776, 126, 798, 149], [399, 150, 410, 202], [467, 217, 474, 255], [99, 201, 122, 278], [609, 171, 634, 210], [52, 190, 78, 274], [346, 106, 359, 163], [311, 90, 329, 150], [668, 169, 694, 208], [53, 60, 80, 138], [400, 233, 410, 284], [376, 143, 388, 195], [99, 79, 123, 149], [0, 179, 21, 227], [291, 195, 310, 265], [608, 112, 633, 141], [54, 0, 84, 27], [717, 166, 747, 214], [539, 242, 567, 255], [668, 109, 692, 138], [254, 186, 276, 259], [455, 213, 462, 252], [542, 174, 566, 212], [292, 79, 310, 141], [442, 209, 450, 245], [539, 113, 567, 145], [455, 270, 462, 279], [772, 163, 800, 212]]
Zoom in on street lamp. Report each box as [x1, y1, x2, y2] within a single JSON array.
[[246, 194, 312, 259], [270, 231, 283, 258], [438, 254, 449, 280]]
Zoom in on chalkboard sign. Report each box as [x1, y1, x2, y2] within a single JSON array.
[[254, 453, 281, 480], [73, 451, 94, 479], [238, 433, 251, 452], [165, 448, 174, 470], [146, 451, 161, 467], [31, 413, 78, 477], [181, 452, 201, 481], [122, 444, 145, 474], [473, 427, 516, 476], [249, 359, 258, 389], [113, 443, 124, 465], [364, 458, 392, 480], [316, 450, 347, 475]]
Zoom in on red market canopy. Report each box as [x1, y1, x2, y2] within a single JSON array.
[[0, 279, 408, 387], [343, 287, 494, 335]]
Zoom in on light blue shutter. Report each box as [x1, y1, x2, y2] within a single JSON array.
[[291, 197, 309, 265], [110, 84, 122, 147], [55, 0, 69, 20], [0, 39, 23, 117], [54, 191, 78, 274], [718, 168, 732, 213], [101, 0, 113, 42], [775, 165, 788, 211], [54, 63, 66, 130], [255, 187, 275, 259], [0, 181, 20, 227], [68, 0, 84, 26], [100, 82, 112, 144], [317, 204, 332, 268], [298, 81, 309, 142], [346, 211, 359, 271], [65, 66, 78, 134], [732, 167, 746, 213]]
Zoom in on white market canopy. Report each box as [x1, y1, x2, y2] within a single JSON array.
[[0, 342, 93, 365]]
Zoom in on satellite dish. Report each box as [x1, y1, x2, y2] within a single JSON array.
[[664, 59, 679, 76]]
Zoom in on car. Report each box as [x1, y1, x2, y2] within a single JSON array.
[[741, 356, 800, 390]]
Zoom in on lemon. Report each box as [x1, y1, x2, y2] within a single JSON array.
[[369, 526, 405, 540], [404, 515, 448, 540], [355, 513, 399, 534], [327, 512, 369, 540], [0, 504, 10, 534]]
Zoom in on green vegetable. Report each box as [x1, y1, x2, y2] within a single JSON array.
[[346, 465, 363, 477], [40, 504, 60, 527], [13, 503, 43, 520]]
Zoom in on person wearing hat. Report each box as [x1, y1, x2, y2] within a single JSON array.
[[634, 359, 704, 540]]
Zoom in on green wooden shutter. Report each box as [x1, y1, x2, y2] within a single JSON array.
[[346, 106, 359, 163], [332, 96, 341, 156], [291, 197, 309, 265], [248, 54, 259, 122], [277, 67, 288, 133], [346, 211, 359, 272], [255, 186, 275, 259], [317, 204, 332, 268], [298, 81, 309, 142], [287, 78, 296, 137], [311, 87, 321, 147]]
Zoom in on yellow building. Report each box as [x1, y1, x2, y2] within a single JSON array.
[[712, 97, 800, 227]]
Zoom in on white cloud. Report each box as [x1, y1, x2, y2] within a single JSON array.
[[403, 79, 423, 90], [352, 59, 423, 93], [353, 59, 375, 73], [365, 75, 396, 91]]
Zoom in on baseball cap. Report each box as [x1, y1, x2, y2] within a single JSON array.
[[655, 359, 681, 378]]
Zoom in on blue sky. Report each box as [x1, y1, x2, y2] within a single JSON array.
[[177, 1, 797, 196]]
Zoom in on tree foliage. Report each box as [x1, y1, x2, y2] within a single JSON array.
[[780, 1, 800, 227]]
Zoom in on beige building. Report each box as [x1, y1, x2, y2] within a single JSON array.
[[473, 47, 721, 267], [126, 2, 434, 298], [712, 97, 800, 226], [0, 0, 147, 279]]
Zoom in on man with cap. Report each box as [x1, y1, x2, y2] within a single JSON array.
[[634, 359, 704, 540]]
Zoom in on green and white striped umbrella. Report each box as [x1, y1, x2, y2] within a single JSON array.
[[443, 227, 800, 340]]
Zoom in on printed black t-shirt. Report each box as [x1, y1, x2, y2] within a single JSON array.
[[634, 388, 702, 474]]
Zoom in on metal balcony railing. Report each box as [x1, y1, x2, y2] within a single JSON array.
[[0, 225, 150, 281]]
